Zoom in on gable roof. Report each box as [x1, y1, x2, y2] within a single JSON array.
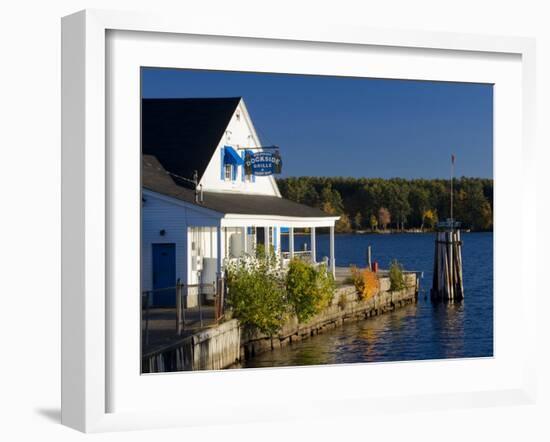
[[142, 155, 336, 219], [142, 97, 241, 184]]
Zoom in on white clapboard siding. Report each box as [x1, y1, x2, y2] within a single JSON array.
[[141, 192, 221, 291]]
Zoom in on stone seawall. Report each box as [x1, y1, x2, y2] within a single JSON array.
[[240, 274, 418, 361], [143, 274, 418, 373]]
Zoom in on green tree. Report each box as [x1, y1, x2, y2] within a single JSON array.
[[455, 179, 493, 230], [353, 211, 363, 230], [409, 187, 430, 228], [320, 183, 344, 214], [276, 177, 492, 232]]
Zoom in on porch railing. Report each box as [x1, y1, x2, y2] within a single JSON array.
[[141, 276, 226, 350], [281, 250, 312, 260]]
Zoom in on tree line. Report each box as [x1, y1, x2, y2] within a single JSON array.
[[276, 176, 493, 233]]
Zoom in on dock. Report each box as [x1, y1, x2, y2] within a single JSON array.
[[142, 269, 420, 373]]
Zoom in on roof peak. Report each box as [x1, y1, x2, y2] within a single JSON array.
[[142, 97, 241, 183]]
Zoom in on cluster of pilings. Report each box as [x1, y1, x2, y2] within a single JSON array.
[[430, 230, 464, 301]]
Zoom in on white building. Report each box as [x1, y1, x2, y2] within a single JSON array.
[[142, 97, 338, 306]]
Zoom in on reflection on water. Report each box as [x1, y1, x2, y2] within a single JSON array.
[[243, 232, 492, 368]]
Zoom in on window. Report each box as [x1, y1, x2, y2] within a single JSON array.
[[224, 164, 233, 181]]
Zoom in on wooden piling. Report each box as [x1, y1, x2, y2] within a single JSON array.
[[430, 230, 464, 301], [367, 246, 372, 270]]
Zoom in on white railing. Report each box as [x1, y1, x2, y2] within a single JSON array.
[[281, 250, 312, 260]]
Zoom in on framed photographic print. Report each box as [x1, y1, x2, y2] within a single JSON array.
[[61, 9, 537, 432]]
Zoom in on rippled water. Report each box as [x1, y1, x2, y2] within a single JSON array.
[[243, 232, 493, 368]]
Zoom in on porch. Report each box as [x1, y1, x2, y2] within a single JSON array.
[[190, 218, 338, 291]]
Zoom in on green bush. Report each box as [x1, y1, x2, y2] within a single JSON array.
[[227, 252, 336, 334], [389, 259, 405, 292], [286, 259, 335, 323], [226, 253, 287, 335]]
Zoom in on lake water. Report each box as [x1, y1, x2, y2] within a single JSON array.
[[243, 232, 493, 368]]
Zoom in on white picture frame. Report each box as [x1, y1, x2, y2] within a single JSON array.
[[61, 9, 537, 433]]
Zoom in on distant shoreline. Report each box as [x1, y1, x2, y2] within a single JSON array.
[[281, 229, 492, 236]]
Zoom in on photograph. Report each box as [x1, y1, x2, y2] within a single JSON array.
[[140, 68, 493, 373], [0, 0, 544, 438]]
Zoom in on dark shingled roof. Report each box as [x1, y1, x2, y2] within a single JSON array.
[[142, 97, 241, 183], [142, 155, 336, 218]]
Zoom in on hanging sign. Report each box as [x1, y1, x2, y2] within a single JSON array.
[[245, 150, 282, 176]]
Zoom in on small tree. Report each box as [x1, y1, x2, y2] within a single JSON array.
[[389, 259, 406, 292], [369, 214, 378, 231], [422, 209, 438, 231], [286, 259, 335, 323]]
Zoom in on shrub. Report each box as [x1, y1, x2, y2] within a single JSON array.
[[315, 264, 336, 310], [389, 259, 406, 292], [286, 259, 336, 323], [360, 269, 379, 300], [350, 265, 364, 293], [226, 252, 287, 335], [350, 265, 379, 300]]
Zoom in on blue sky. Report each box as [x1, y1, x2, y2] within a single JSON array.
[[142, 68, 493, 179]]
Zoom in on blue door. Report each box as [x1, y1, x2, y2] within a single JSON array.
[[152, 243, 176, 307]]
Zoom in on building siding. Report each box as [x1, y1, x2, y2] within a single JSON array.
[[141, 192, 221, 292], [199, 101, 281, 196]]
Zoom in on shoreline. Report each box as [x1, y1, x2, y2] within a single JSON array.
[[282, 229, 491, 236], [142, 273, 419, 373]]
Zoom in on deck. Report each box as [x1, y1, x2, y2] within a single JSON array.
[[334, 266, 353, 285]]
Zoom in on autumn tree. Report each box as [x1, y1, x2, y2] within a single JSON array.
[[378, 207, 391, 230], [369, 214, 378, 231], [422, 209, 438, 231], [335, 213, 353, 233], [323, 201, 352, 233]]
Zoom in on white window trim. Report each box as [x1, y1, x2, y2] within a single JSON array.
[[224, 163, 233, 181]]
